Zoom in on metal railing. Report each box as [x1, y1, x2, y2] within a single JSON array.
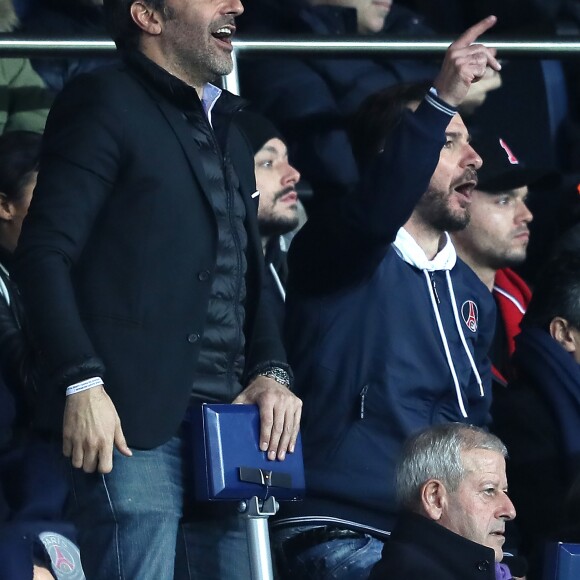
[[2, 35, 580, 93]]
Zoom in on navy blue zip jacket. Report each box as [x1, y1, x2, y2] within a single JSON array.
[[281, 96, 496, 533]]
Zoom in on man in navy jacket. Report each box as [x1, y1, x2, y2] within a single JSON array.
[[12, 0, 301, 578], [272, 17, 500, 580]]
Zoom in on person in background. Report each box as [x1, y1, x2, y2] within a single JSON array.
[[236, 110, 303, 330], [238, 0, 500, 197], [0, 0, 53, 134], [369, 423, 516, 580], [451, 133, 547, 384], [493, 252, 580, 578], [0, 130, 85, 580], [19, 0, 118, 93]]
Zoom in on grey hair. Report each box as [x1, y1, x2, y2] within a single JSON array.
[[396, 423, 508, 511]]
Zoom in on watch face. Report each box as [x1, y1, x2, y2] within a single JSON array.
[[264, 368, 290, 386]]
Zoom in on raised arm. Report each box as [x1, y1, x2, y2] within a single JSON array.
[[288, 17, 500, 294]]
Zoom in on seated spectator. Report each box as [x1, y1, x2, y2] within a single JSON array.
[[236, 110, 304, 330], [0, 0, 53, 134], [369, 423, 516, 580], [19, 0, 117, 93], [492, 252, 580, 578], [0, 130, 85, 579], [238, 0, 438, 194], [271, 18, 500, 580], [238, 0, 500, 197], [451, 132, 546, 384]]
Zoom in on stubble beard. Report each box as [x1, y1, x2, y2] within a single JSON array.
[[486, 244, 528, 271], [417, 187, 471, 233], [258, 211, 300, 238], [164, 12, 234, 86]]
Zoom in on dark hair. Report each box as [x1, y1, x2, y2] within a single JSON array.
[[0, 131, 42, 202], [103, 0, 168, 50], [349, 81, 431, 166], [523, 252, 580, 331]]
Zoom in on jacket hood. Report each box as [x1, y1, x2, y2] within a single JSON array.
[[0, 0, 18, 32]]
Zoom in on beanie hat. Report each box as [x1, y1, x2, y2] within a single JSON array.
[[235, 111, 284, 155]]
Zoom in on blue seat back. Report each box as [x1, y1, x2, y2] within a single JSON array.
[[192, 403, 305, 501]]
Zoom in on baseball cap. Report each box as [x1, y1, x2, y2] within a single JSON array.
[[472, 133, 552, 192]]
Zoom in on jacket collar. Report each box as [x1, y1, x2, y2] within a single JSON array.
[[390, 512, 497, 576], [122, 49, 247, 117]]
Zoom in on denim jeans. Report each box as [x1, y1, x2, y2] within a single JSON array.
[[68, 430, 251, 580], [272, 525, 384, 580]]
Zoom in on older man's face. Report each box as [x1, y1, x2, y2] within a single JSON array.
[[439, 449, 516, 562]]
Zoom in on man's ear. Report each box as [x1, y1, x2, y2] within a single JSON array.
[[130, 1, 163, 36], [0, 193, 13, 221], [420, 479, 447, 521], [550, 317, 578, 354]]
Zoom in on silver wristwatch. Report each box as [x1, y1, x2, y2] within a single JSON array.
[[258, 367, 291, 387]]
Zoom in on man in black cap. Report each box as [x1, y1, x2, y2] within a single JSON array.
[[237, 111, 303, 329], [451, 134, 546, 384]]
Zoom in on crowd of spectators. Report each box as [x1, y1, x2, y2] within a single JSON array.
[[1, 1, 580, 579]]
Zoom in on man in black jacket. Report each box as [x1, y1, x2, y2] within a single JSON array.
[[370, 423, 516, 580], [13, 0, 301, 578]]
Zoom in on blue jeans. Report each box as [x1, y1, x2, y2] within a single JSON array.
[[68, 430, 251, 580], [272, 525, 384, 580]]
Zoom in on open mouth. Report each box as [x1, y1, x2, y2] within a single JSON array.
[[211, 26, 235, 47], [453, 181, 476, 200]]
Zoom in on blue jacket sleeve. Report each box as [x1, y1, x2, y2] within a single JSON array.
[[287, 97, 455, 294]]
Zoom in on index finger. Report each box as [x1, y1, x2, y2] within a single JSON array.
[[452, 15, 497, 49]]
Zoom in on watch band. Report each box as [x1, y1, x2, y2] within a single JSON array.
[[258, 367, 291, 387]]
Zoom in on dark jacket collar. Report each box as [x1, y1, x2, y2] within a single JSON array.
[[383, 512, 497, 578], [122, 49, 246, 116]]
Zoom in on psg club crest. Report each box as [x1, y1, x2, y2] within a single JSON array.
[[461, 300, 478, 333], [39, 532, 85, 579]]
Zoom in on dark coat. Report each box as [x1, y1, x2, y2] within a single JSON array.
[[238, 0, 437, 193], [14, 51, 286, 449], [369, 512, 497, 580], [492, 326, 580, 574]]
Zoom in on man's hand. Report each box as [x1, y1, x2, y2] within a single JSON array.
[[233, 375, 302, 461], [434, 15, 501, 108], [62, 385, 132, 474]]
